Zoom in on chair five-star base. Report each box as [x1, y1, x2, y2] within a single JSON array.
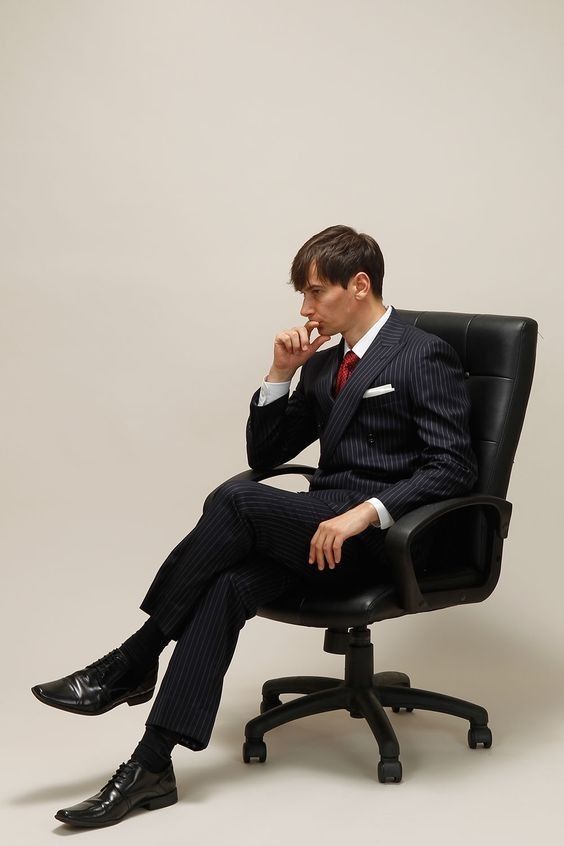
[[243, 626, 492, 783]]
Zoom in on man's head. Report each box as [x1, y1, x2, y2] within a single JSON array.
[[291, 225, 384, 299], [290, 225, 386, 342]]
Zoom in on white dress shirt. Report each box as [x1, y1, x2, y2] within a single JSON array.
[[257, 306, 395, 530]]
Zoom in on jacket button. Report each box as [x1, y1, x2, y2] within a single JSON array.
[[367, 433, 376, 445]]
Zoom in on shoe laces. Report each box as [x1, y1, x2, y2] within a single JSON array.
[[84, 649, 122, 682], [102, 759, 137, 792]]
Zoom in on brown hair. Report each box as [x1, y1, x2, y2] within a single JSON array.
[[290, 225, 384, 298]]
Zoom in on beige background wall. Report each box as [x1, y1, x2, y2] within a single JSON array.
[[1, 1, 562, 844]]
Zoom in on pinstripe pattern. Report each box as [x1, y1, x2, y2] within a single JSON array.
[[146, 559, 303, 749], [142, 481, 386, 746], [141, 307, 475, 746]]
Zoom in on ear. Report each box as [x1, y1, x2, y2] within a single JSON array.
[[351, 272, 371, 300]]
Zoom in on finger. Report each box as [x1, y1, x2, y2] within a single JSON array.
[[315, 534, 326, 571], [278, 333, 293, 354], [308, 531, 318, 564], [333, 537, 343, 565], [310, 334, 331, 351], [323, 537, 336, 569], [297, 325, 310, 351], [309, 526, 324, 564], [289, 330, 302, 354]]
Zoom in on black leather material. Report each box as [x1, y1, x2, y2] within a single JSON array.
[[55, 759, 177, 828], [258, 562, 482, 627], [31, 648, 158, 715]]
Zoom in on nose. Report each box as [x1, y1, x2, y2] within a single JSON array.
[[300, 297, 313, 318]]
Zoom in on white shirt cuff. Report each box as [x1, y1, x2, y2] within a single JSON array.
[[258, 378, 291, 406], [366, 498, 395, 530]]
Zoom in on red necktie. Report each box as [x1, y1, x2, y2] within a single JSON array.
[[333, 350, 360, 396]]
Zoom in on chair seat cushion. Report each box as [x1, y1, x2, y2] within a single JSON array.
[[257, 564, 481, 628]]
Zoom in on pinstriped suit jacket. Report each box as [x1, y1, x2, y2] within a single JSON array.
[[246, 307, 478, 522]]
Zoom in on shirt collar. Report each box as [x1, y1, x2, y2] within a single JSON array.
[[343, 305, 392, 358]]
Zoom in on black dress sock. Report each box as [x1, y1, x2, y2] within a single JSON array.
[[133, 726, 181, 773], [120, 618, 170, 678]]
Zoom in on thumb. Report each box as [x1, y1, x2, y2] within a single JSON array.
[[310, 334, 331, 352]]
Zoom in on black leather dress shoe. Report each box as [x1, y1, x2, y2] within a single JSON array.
[[55, 758, 177, 828], [31, 648, 157, 715]]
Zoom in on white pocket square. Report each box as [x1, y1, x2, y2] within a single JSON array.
[[362, 384, 395, 399]]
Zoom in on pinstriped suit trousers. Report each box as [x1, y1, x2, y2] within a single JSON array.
[[139, 479, 386, 750]]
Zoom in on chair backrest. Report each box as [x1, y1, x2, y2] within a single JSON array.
[[396, 310, 538, 499], [394, 311, 537, 595]]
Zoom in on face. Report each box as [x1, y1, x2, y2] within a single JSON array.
[[299, 267, 360, 337]]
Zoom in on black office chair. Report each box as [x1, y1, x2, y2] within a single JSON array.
[[231, 311, 537, 783]]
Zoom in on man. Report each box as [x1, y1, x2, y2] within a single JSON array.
[[32, 225, 477, 827]]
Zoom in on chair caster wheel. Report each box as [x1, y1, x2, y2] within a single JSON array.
[[378, 759, 402, 783], [391, 706, 414, 714], [260, 696, 281, 714], [468, 726, 492, 749], [243, 739, 267, 763]]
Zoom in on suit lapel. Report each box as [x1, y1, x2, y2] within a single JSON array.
[[312, 338, 343, 420], [320, 308, 407, 464]]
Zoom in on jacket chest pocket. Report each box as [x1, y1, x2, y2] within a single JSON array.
[[362, 392, 401, 412]]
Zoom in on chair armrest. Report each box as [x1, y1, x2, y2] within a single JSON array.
[[220, 464, 317, 485], [385, 495, 513, 613]]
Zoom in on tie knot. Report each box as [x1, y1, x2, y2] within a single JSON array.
[[333, 350, 360, 396], [342, 350, 359, 371]]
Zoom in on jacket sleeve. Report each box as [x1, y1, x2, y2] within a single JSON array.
[[375, 337, 478, 520], [246, 368, 319, 470]]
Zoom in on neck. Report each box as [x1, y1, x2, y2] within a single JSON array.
[[343, 301, 388, 348]]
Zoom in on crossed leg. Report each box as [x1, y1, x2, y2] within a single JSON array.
[[140, 478, 377, 638], [38, 479, 386, 826]]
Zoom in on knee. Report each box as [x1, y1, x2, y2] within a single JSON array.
[[204, 479, 257, 511]]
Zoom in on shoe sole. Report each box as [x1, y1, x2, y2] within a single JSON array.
[[54, 788, 178, 828], [31, 685, 155, 715]]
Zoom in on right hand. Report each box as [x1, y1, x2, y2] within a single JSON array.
[[268, 321, 331, 382]]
